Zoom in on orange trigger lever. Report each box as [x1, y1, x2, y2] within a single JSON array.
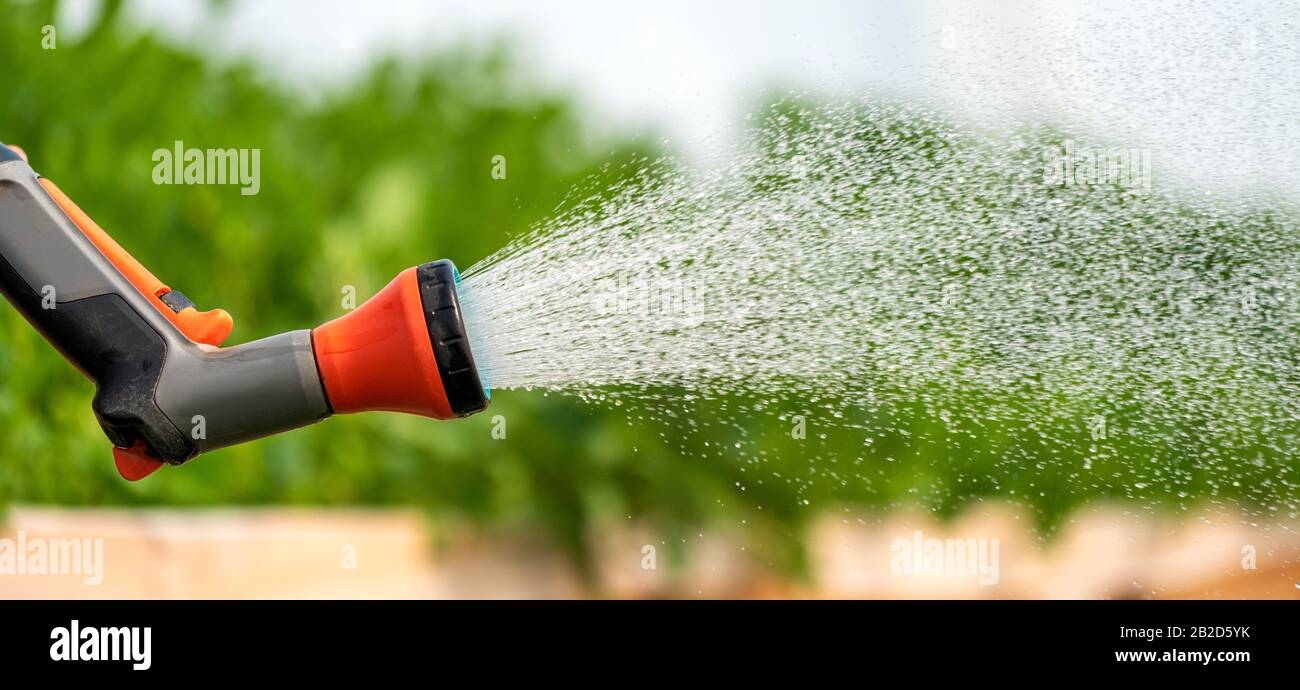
[[113, 441, 164, 481], [38, 178, 233, 346]]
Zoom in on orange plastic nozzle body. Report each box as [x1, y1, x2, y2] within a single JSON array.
[[312, 267, 455, 419]]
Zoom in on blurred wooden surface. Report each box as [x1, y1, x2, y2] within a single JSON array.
[[0, 504, 1295, 598]]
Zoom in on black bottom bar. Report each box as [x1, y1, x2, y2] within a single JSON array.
[[0, 599, 1291, 677]]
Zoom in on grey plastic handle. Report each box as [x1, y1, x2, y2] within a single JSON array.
[[0, 152, 330, 463]]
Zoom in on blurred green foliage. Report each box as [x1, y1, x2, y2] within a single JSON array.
[[2, 0, 1295, 580], [0, 0, 684, 566], [3, 0, 821, 579]]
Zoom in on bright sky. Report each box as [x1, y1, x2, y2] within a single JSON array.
[[58, 0, 1300, 195], [101, 0, 922, 151]]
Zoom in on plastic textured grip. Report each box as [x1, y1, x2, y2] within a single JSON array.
[[0, 150, 331, 480], [0, 202, 192, 464]]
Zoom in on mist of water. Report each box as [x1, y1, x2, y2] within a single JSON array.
[[458, 97, 1300, 509]]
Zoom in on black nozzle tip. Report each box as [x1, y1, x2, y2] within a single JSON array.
[[416, 260, 490, 418]]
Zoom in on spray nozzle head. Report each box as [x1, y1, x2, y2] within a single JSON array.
[[312, 259, 489, 420], [416, 259, 490, 416]]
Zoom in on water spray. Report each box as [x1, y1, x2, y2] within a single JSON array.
[[4, 87, 1299, 517], [0, 142, 488, 480]]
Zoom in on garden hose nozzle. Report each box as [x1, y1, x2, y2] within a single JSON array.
[[0, 143, 488, 480]]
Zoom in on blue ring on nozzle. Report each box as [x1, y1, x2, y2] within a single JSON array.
[[449, 263, 489, 400]]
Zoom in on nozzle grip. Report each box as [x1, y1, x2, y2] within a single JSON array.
[[0, 157, 194, 460], [0, 155, 331, 469]]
